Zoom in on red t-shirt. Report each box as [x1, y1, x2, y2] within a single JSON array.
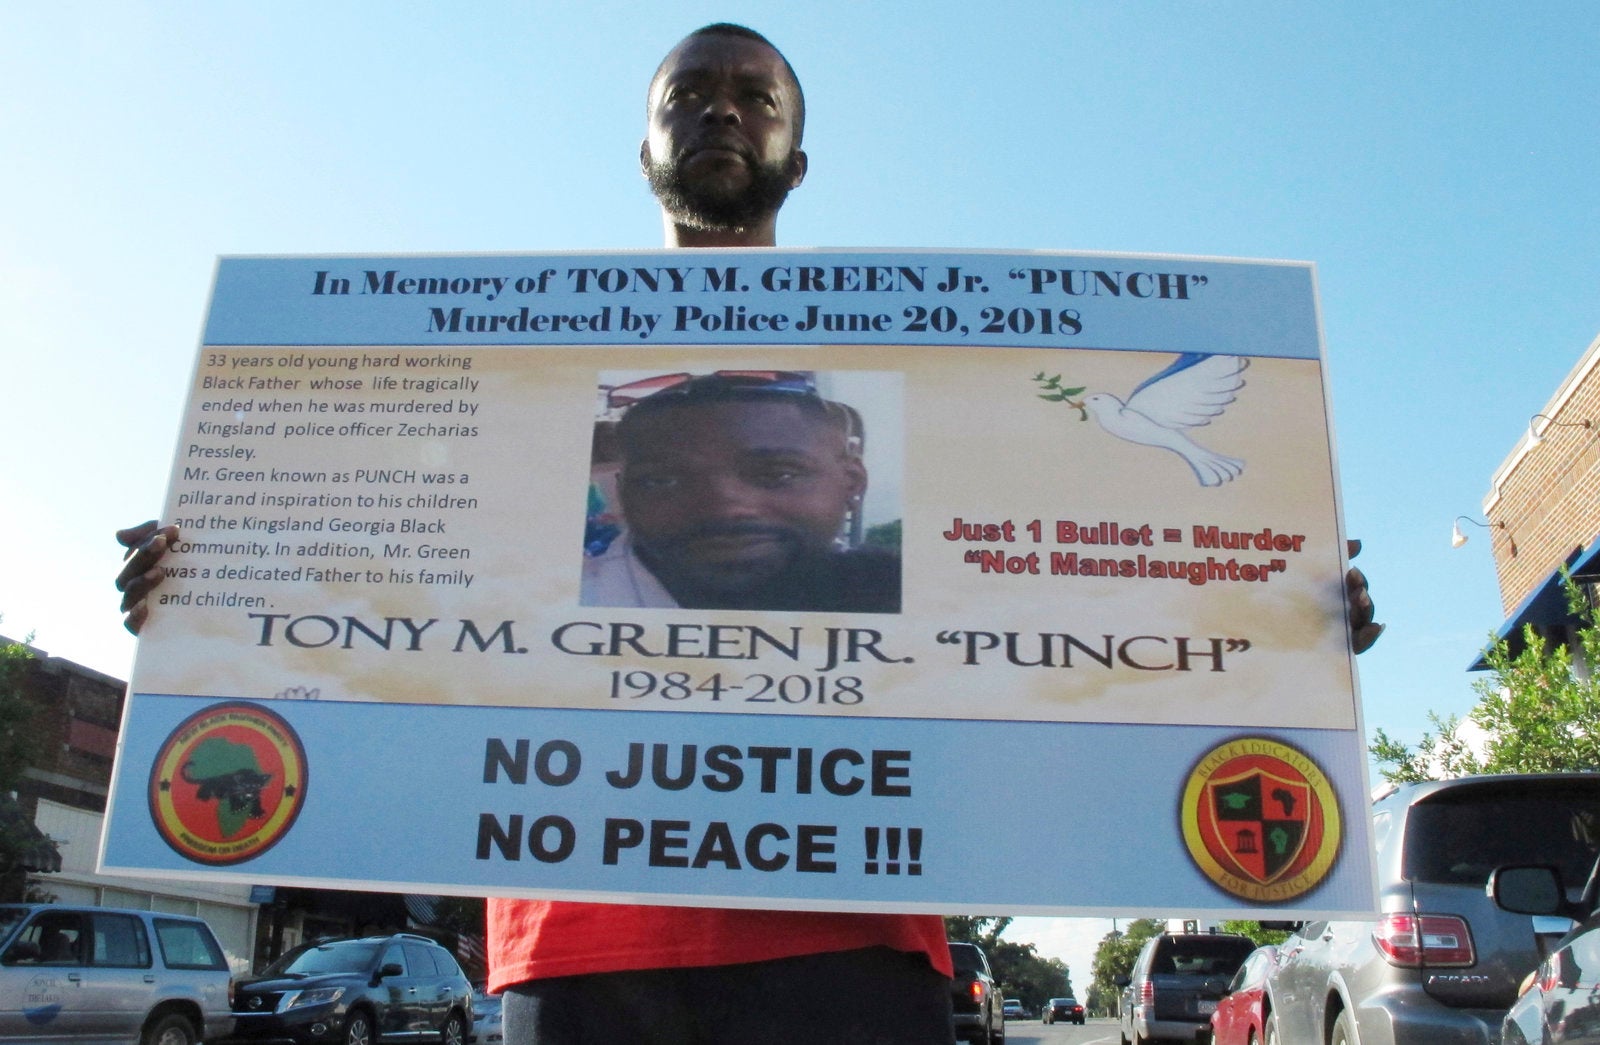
[[487, 899, 951, 991]]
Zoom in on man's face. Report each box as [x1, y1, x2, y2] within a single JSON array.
[[618, 399, 865, 602], [642, 33, 806, 230]]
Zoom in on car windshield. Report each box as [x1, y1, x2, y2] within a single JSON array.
[[1403, 784, 1600, 886], [266, 940, 381, 976], [1154, 938, 1256, 975]]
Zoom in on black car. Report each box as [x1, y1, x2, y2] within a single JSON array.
[[222, 933, 472, 1045], [1042, 996, 1085, 1025], [948, 942, 1005, 1044]]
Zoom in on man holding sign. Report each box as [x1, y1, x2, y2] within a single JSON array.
[[122, 23, 955, 1045], [116, 21, 1382, 1045]]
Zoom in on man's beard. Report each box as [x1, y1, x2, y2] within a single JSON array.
[[633, 519, 830, 608], [646, 152, 796, 231]]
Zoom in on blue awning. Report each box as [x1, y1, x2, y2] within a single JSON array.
[[1470, 533, 1600, 670]]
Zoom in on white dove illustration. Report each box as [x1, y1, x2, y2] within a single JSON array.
[[1077, 353, 1249, 486]]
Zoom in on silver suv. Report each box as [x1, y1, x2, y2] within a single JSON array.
[[0, 904, 233, 1045], [1266, 773, 1600, 1045]]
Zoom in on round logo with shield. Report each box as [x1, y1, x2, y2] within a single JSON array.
[[1180, 736, 1341, 902], [148, 702, 306, 865]]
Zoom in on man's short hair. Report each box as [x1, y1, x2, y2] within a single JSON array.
[[614, 372, 856, 454], [648, 23, 806, 146]]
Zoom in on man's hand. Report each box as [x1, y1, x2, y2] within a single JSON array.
[[1346, 539, 1384, 655], [116, 520, 178, 635]]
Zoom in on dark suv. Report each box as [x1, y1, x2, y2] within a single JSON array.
[[1267, 773, 1600, 1045], [949, 942, 1005, 1044], [1118, 932, 1256, 1043], [222, 933, 472, 1045]]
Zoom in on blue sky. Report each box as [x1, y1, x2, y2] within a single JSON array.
[[3, 0, 1597, 986]]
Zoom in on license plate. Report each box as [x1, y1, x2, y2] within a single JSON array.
[[1198, 1000, 1218, 1015]]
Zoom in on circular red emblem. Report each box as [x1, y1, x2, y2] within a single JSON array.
[[1180, 736, 1341, 903], [148, 702, 307, 865]]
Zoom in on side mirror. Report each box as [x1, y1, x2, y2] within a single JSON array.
[[1114, 974, 1130, 988], [379, 962, 405, 979], [1490, 864, 1573, 918]]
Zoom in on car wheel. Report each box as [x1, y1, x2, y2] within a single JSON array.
[[1330, 1009, 1357, 1045], [440, 1011, 466, 1045], [142, 1013, 197, 1045], [1263, 1014, 1278, 1045], [344, 1010, 375, 1045]]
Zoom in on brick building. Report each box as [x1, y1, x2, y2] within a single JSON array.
[[1, 634, 262, 972], [1473, 330, 1600, 660], [2, 638, 484, 978]]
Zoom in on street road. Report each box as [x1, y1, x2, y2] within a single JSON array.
[[995, 1018, 1123, 1044]]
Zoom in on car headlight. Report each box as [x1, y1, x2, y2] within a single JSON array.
[[281, 987, 346, 1011]]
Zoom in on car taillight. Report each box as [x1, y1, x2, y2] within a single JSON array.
[[1372, 913, 1475, 967], [1537, 952, 1563, 995], [1139, 979, 1155, 1006], [969, 980, 987, 1004]]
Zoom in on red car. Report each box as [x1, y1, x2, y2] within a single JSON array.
[[1208, 945, 1278, 1045]]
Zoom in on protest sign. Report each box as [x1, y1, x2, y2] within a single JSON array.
[[102, 249, 1377, 917]]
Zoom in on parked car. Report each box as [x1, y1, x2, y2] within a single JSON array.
[[1267, 773, 1600, 1045], [1491, 851, 1600, 1045], [1208, 945, 1277, 1045], [0, 903, 234, 1045], [948, 941, 1005, 1044], [468, 985, 501, 1045], [1118, 931, 1256, 1044], [222, 933, 472, 1045], [1042, 996, 1085, 1024]]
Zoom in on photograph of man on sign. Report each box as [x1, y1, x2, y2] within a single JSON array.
[[582, 369, 902, 614]]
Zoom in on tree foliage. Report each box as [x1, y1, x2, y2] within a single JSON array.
[[0, 632, 43, 902], [0, 632, 39, 796], [1372, 573, 1600, 782], [1218, 920, 1290, 946], [1086, 918, 1164, 1016], [942, 916, 1073, 1011]]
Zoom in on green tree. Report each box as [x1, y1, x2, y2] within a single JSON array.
[[1372, 572, 1600, 782], [0, 632, 39, 795], [943, 915, 1009, 945], [941, 916, 1073, 1012], [0, 632, 45, 902], [1218, 920, 1290, 946], [1087, 918, 1164, 1016]]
